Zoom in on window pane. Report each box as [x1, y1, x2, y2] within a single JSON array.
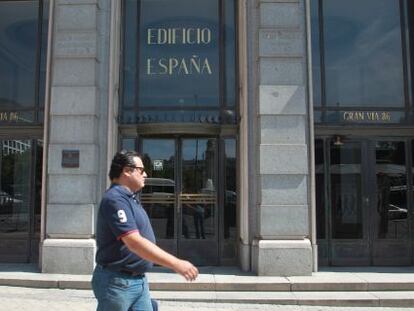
[[122, 0, 138, 109], [0, 1, 39, 110], [121, 138, 136, 151], [224, 0, 236, 108], [38, 0, 50, 111], [224, 138, 236, 241], [138, 0, 220, 107], [315, 139, 325, 239], [181, 139, 217, 240], [122, 0, 237, 125], [141, 139, 176, 240], [412, 140, 414, 211], [221, 138, 237, 262], [34, 139, 42, 236], [330, 141, 363, 239], [31, 139, 43, 262], [375, 141, 407, 239], [0, 140, 32, 261], [323, 0, 404, 108]]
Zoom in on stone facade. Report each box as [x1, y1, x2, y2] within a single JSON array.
[[41, 0, 110, 274], [251, 0, 312, 276], [41, 0, 314, 276]]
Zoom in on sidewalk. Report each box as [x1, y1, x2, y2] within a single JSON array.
[[1, 286, 413, 311], [1, 264, 414, 307]]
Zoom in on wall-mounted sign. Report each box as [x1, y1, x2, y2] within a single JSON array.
[[62, 150, 80, 168], [342, 111, 392, 122], [0, 112, 19, 122], [153, 160, 163, 171], [146, 27, 213, 76], [138, 0, 220, 107], [315, 111, 405, 124]]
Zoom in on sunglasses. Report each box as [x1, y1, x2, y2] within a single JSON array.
[[128, 166, 145, 174]]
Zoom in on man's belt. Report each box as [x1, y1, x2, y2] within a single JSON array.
[[119, 269, 145, 277]]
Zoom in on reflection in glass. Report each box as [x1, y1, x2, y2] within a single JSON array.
[[313, 111, 323, 123], [330, 141, 362, 239], [323, 0, 404, 108], [33, 140, 43, 240], [141, 140, 176, 239], [122, 0, 138, 108], [0, 2, 38, 110], [38, 0, 50, 110], [0, 139, 43, 262], [224, 139, 236, 240], [0, 1, 48, 123], [224, 0, 236, 108], [121, 138, 136, 151], [121, 0, 237, 125], [375, 141, 407, 239], [181, 139, 216, 240], [138, 0, 219, 107], [0, 140, 32, 235], [315, 139, 325, 239]]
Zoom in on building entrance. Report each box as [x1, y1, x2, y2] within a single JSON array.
[[139, 136, 233, 265], [316, 137, 413, 266], [119, 0, 238, 265]]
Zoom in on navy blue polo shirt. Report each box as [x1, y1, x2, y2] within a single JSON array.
[[95, 184, 156, 273]]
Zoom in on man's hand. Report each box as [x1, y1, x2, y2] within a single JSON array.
[[121, 232, 199, 281], [173, 259, 199, 281]]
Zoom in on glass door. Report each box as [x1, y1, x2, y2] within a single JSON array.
[[140, 137, 219, 265], [0, 139, 42, 263], [140, 139, 176, 255], [179, 138, 218, 265], [329, 139, 368, 265], [371, 141, 410, 265], [317, 137, 413, 266]]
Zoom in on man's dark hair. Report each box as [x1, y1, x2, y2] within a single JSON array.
[[109, 150, 141, 180]]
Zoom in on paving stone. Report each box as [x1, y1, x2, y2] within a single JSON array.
[[215, 291, 297, 304], [371, 291, 414, 307], [288, 272, 368, 291], [152, 290, 217, 301], [0, 286, 414, 310], [213, 274, 290, 291], [1, 265, 414, 308], [293, 291, 379, 307], [356, 272, 414, 291]]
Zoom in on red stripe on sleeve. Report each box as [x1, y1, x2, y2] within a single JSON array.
[[117, 229, 139, 240]]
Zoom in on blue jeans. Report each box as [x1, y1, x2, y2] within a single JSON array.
[[92, 265, 153, 311]]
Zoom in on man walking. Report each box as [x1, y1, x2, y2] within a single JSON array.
[[92, 150, 198, 310]]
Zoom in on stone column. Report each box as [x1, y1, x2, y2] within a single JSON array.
[[251, 0, 312, 276], [41, 0, 104, 274]]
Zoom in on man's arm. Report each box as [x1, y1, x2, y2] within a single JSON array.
[[121, 232, 198, 281]]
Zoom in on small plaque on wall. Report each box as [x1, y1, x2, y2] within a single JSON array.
[[62, 150, 80, 168]]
